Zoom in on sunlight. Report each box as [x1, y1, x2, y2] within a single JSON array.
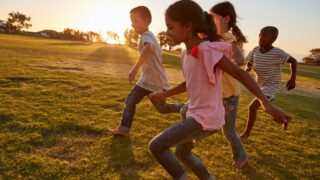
[[76, 1, 131, 44]]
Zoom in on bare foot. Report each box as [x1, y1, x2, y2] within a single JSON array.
[[240, 134, 249, 142], [232, 157, 248, 169], [109, 128, 130, 137], [282, 116, 292, 130]]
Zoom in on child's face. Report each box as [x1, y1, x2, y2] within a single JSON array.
[[259, 30, 275, 48], [130, 12, 148, 34], [165, 16, 189, 45]]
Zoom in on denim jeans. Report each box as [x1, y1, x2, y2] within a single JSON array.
[[118, 85, 184, 133], [149, 118, 216, 180], [223, 96, 247, 162], [180, 96, 246, 162]]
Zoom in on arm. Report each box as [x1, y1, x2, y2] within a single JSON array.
[[245, 62, 253, 72], [148, 81, 186, 100], [217, 56, 290, 125], [286, 56, 297, 90], [231, 42, 245, 66], [129, 42, 154, 83]]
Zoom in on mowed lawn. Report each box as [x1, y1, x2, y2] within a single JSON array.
[[0, 34, 319, 179]]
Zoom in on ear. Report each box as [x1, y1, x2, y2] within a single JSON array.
[[185, 22, 193, 32], [224, 15, 231, 24]]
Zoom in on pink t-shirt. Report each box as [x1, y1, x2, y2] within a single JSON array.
[[182, 41, 232, 130]]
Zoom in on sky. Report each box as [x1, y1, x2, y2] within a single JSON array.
[[1, 0, 320, 61]]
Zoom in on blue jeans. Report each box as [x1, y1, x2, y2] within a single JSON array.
[[180, 96, 246, 162], [223, 96, 247, 162], [149, 118, 216, 180], [118, 85, 184, 133]]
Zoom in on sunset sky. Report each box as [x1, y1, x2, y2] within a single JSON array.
[[1, 0, 319, 60]]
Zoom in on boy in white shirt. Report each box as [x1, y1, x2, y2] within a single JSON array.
[[110, 6, 183, 137]]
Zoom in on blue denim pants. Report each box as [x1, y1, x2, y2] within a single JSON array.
[[180, 96, 246, 162], [118, 85, 184, 133], [222, 96, 247, 162], [149, 118, 216, 180]]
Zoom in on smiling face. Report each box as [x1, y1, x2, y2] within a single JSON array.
[[165, 15, 189, 45], [130, 12, 149, 34]]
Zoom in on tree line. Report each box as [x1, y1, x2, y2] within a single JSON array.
[[1, 11, 319, 65], [0, 11, 117, 43]]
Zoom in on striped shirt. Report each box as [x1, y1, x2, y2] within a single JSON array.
[[247, 46, 289, 98]]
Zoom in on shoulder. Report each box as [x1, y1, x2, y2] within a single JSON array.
[[141, 31, 156, 43], [222, 31, 236, 43], [198, 41, 231, 51], [272, 47, 287, 54]]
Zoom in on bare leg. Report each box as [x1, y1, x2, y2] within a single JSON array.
[[240, 98, 261, 141]]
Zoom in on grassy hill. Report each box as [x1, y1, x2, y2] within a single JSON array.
[[0, 34, 319, 179]]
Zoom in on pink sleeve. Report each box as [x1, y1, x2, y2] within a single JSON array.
[[203, 48, 223, 84]]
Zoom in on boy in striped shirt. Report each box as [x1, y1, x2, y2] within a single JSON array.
[[240, 26, 297, 141]]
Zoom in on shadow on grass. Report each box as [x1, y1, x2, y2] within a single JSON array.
[[107, 137, 139, 179], [0, 113, 13, 125], [242, 150, 297, 179]]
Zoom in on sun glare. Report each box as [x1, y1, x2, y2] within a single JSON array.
[[76, 2, 131, 44]]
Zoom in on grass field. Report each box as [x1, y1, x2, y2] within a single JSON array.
[[0, 34, 319, 179]]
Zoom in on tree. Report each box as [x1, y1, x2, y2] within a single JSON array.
[[124, 28, 139, 49], [107, 31, 120, 44], [7, 11, 32, 33], [157, 31, 175, 50], [303, 48, 320, 65]]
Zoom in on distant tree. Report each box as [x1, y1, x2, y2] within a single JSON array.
[[107, 31, 120, 44], [124, 28, 139, 49], [7, 11, 32, 33], [87, 31, 102, 42], [157, 31, 175, 50], [303, 48, 320, 65]]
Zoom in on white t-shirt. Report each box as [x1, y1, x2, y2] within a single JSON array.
[[247, 46, 290, 98], [136, 31, 170, 92]]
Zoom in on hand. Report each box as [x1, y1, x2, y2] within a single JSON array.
[[148, 92, 166, 100], [245, 64, 252, 72], [261, 102, 292, 129], [286, 79, 296, 90], [128, 68, 138, 84]]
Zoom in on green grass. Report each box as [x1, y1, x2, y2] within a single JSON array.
[[0, 34, 319, 179]]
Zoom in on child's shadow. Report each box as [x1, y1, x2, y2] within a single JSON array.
[[107, 137, 139, 179]]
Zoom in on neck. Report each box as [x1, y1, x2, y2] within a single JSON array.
[[219, 25, 229, 35], [260, 45, 273, 53], [184, 36, 202, 54]]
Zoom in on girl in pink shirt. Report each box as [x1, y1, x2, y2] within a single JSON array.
[[148, 0, 290, 179]]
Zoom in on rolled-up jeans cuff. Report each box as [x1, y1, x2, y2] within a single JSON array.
[[118, 125, 131, 133]]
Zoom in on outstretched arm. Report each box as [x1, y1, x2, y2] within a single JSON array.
[[231, 42, 245, 66], [149, 81, 186, 100], [129, 42, 153, 83], [286, 56, 297, 90], [217, 55, 290, 126]]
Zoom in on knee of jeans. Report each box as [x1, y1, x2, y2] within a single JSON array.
[[175, 145, 190, 160], [149, 139, 165, 155], [223, 129, 237, 142], [125, 97, 136, 107]]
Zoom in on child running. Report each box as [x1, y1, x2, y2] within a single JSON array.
[[148, 0, 290, 179], [240, 26, 297, 141], [180, 0, 248, 169], [109, 6, 183, 137], [210, 1, 248, 168]]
